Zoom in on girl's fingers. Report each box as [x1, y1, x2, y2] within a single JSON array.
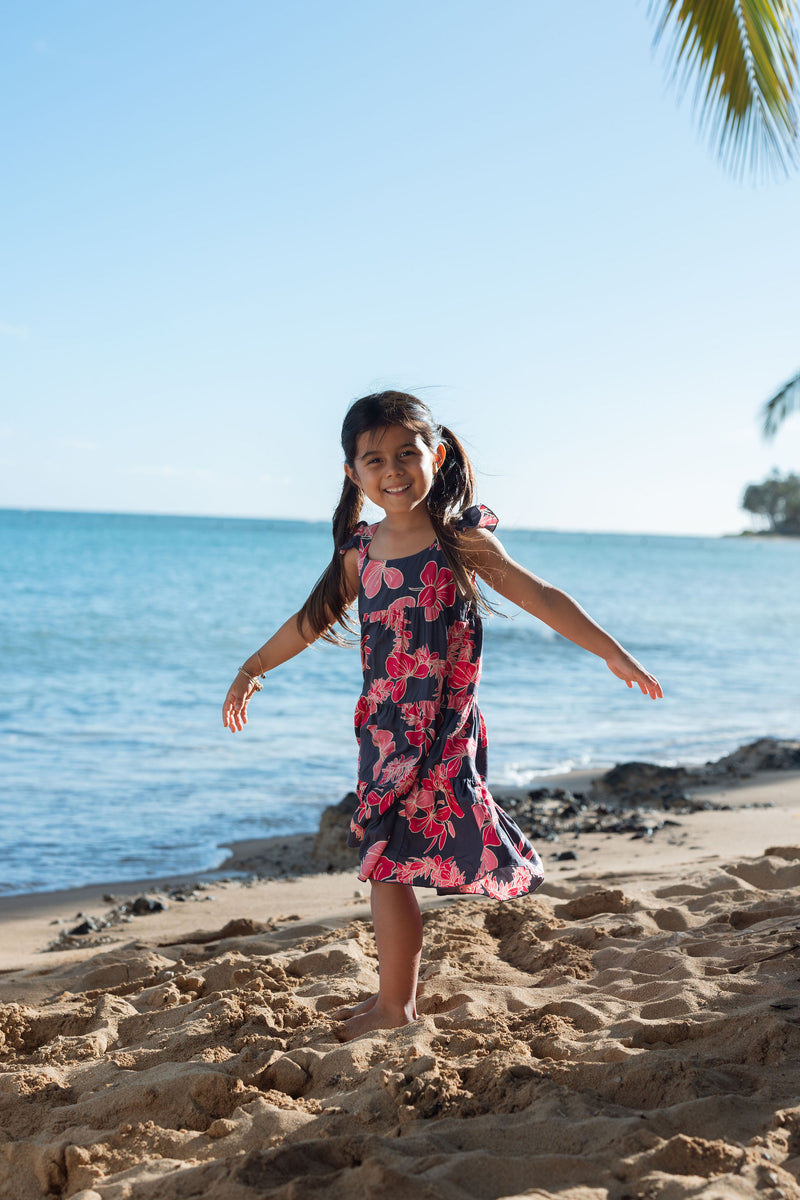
[[223, 683, 258, 731]]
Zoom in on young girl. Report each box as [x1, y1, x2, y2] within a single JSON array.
[[223, 391, 662, 1042]]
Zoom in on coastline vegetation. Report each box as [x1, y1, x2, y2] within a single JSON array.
[[741, 470, 800, 535]]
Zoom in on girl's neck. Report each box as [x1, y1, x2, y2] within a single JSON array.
[[370, 508, 436, 558]]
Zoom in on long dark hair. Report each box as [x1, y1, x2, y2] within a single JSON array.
[[298, 391, 493, 643]]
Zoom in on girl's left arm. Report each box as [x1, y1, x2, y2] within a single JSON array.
[[463, 529, 663, 699]]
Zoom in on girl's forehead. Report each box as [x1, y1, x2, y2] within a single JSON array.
[[354, 424, 426, 456]]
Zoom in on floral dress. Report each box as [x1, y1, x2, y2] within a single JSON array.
[[341, 505, 544, 900]]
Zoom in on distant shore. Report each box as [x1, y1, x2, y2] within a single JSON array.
[[733, 529, 800, 538]]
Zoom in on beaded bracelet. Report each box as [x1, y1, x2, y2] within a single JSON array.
[[237, 667, 263, 692]]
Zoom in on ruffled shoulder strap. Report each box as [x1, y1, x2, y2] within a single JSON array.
[[338, 521, 374, 554], [455, 504, 499, 533]]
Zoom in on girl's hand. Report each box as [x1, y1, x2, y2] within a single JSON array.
[[605, 651, 663, 699], [222, 676, 258, 732]]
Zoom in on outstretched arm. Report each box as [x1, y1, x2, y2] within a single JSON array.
[[222, 547, 360, 731], [462, 529, 663, 699]]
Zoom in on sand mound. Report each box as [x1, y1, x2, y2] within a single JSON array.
[[4, 851, 800, 1199]]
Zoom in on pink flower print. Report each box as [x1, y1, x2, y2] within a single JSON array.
[[353, 696, 371, 730], [442, 734, 476, 773], [362, 786, 396, 815], [471, 798, 492, 829], [424, 855, 467, 890], [360, 839, 391, 881], [448, 660, 480, 693], [511, 864, 537, 892], [349, 818, 365, 843], [395, 859, 427, 885], [478, 845, 499, 875], [380, 754, 420, 790], [399, 701, 436, 748], [366, 678, 394, 707], [412, 644, 441, 675], [383, 595, 416, 648], [418, 560, 456, 620], [367, 725, 396, 781], [407, 795, 449, 850], [480, 818, 502, 850], [363, 558, 404, 599], [446, 620, 475, 669], [385, 650, 430, 702], [408, 781, 464, 850], [486, 878, 515, 901]]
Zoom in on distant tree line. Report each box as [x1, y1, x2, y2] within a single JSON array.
[[742, 472, 800, 535]]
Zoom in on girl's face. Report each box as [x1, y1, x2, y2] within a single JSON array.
[[345, 424, 446, 515]]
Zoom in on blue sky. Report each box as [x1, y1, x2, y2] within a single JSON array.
[[2, 0, 799, 535]]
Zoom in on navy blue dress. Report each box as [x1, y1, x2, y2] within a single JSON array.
[[341, 505, 544, 899]]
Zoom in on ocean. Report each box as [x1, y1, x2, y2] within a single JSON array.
[[1, 509, 798, 896]]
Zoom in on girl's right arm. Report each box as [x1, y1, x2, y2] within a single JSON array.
[[222, 547, 360, 732]]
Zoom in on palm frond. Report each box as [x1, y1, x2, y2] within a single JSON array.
[[762, 368, 800, 436], [649, 0, 799, 178]]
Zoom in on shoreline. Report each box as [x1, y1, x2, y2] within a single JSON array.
[[0, 759, 795, 917], [0, 768, 607, 910], [2, 759, 799, 983]]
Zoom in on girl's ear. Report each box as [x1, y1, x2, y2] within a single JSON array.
[[344, 463, 359, 488], [433, 442, 447, 472]]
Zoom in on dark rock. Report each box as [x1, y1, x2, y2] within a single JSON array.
[[527, 786, 576, 805], [591, 762, 695, 806], [131, 897, 167, 916], [69, 917, 100, 936], [311, 792, 359, 871], [555, 850, 578, 862], [704, 737, 800, 778]]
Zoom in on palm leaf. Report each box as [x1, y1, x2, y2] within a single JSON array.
[[649, 0, 799, 177], [762, 368, 800, 435]]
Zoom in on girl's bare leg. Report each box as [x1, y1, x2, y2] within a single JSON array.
[[336, 881, 422, 1041], [332, 886, 380, 1019]]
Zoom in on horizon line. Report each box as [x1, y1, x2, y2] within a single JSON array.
[[0, 504, 751, 541]]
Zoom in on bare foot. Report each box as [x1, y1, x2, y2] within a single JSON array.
[[335, 1002, 417, 1042], [331, 992, 379, 1020]]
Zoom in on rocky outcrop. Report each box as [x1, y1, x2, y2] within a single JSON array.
[[310, 793, 359, 871], [702, 738, 800, 778]]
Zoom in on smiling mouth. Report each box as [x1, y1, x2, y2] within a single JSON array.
[[384, 483, 411, 494]]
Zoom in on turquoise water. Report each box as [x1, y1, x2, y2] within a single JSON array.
[[1, 509, 798, 895]]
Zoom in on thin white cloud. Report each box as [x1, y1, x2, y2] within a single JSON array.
[[0, 322, 30, 341], [258, 472, 293, 486], [126, 464, 219, 482]]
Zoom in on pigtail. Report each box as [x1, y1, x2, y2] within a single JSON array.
[[427, 425, 475, 517], [427, 426, 498, 617], [297, 475, 363, 644]]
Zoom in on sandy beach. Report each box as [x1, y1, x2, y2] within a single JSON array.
[[3, 758, 800, 1198]]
